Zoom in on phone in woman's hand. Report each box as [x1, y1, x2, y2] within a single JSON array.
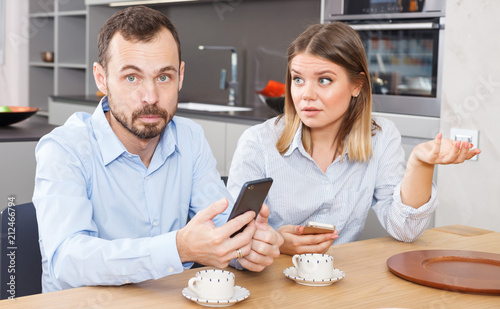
[[302, 221, 336, 235]]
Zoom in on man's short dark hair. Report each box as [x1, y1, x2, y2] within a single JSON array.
[[97, 6, 181, 71]]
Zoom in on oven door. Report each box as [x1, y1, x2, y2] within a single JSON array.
[[348, 18, 444, 117]]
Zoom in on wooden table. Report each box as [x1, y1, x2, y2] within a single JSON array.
[[2, 225, 499, 308]]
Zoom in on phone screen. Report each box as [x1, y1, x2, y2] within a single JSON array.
[[228, 177, 273, 237]]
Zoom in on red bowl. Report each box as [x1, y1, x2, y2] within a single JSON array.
[[0, 106, 40, 126]]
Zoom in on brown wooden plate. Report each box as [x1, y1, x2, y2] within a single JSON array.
[[387, 250, 500, 295]]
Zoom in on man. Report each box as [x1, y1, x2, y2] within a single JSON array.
[[33, 6, 282, 292]]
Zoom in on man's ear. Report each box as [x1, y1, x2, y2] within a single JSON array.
[[93, 62, 108, 95], [178, 61, 185, 91]]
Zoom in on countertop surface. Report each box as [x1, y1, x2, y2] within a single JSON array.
[[0, 115, 57, 143], [1, 95, 278, 143], [52, 95, 280, 123]]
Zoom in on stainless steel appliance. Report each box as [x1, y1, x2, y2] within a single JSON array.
[[322, 0, 446, 118], [321, 0, 445, 239]]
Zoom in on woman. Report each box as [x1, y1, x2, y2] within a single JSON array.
[[227, 22, 480, 255]]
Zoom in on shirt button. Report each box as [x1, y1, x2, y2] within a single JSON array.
[[152, 220, 159, 226], [168, 267, 174, 273], [145, 176, 150, 180], [127, 154, 133, 158], [322, 209, 328, 213], [125, 280, 131, 284], [325, 186, 331, 191]]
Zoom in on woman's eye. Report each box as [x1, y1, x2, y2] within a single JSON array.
[[319, 78, 332, 85], [293, 76, 304, 85], [158, 75, 170, 82], [126, 75, 137, 82]]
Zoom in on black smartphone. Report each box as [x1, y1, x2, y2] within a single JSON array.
[[228, 177, 273, 237]]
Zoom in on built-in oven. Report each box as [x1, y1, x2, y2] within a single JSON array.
[[322, 0, 446, 118], [322, 0, 446, 238]]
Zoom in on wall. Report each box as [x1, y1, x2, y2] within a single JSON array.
[[0, 0, 28, 107], [86, 0, 322, 107], [435, 0, 500, 231]]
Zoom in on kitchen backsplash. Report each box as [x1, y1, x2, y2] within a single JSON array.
[[160, 0, 321, 107]]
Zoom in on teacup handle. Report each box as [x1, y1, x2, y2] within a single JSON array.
[[292, 254, 300, 270], [188, 277, 201, 296]]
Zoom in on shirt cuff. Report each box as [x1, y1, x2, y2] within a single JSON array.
[[392, 181, 439, 219], [150, 231, 185, 278]]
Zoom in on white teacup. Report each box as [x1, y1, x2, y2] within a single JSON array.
[[292, 253, 334, 279], [188, 269, 235, 300]]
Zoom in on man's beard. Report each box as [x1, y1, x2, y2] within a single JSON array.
[[108, 90, 174, 140]]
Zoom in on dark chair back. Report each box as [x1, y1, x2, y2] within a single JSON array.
[[0, 202, 42, 299]]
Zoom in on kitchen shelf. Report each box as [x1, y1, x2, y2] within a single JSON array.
[[28, 0, 88, 112], [28, 17, 54, 63], [57, 68, 87, 96], [29, 66, 55, 113], [29, 62, 55, 68], [58, 63, 87, 69], [29, 0, 55, 14], [58, 10, 87, 17], [57, 15, 86, 65], [58, 1, 86, 12], [29, 12, 56, 18]]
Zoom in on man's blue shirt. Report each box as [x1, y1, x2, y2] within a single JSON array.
[[33, 97, 232, 292]]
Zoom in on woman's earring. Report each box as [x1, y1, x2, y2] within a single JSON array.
[[354, 93, 359, 98]]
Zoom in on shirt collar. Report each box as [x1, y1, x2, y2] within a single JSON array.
[[282, 121, 350, 159], [91, 96, 127, 165], [148, 119, 178, 173], [90, 96, 178, 167], [284, 122, 305, 157]]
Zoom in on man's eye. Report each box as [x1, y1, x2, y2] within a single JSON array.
[[293, 77, 304, 85], [319, 78, 332, 85], [126, 75, 137, 82], [158, 75, 170, 82]]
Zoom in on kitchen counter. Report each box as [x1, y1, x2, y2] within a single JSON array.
[[0, 115, 57, 143]]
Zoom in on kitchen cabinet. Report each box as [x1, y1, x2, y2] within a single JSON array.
[[0, 142, 38, 205], [184, 116, 261, 176], [0, 117, 57, 205], [48, 96, 99, 125], [28, 0, 88, 115], [188, 118, 227, 174]]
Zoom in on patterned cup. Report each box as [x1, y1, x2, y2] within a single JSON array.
[[292, 253, 334, 279], [188, 269, 235, 300]]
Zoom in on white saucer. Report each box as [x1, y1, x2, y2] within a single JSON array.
[[182, 285, 250, 307], [283, 266, 345, 286]]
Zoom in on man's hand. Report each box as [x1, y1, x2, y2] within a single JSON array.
[[176, 198, 256, 268], [237, 204, 284, 272], [277, 225, 338, 256]]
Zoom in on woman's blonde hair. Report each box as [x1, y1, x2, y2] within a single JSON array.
[[276, 22, 379, 162]]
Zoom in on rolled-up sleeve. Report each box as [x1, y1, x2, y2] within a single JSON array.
[[371, 120, 439, 242]]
